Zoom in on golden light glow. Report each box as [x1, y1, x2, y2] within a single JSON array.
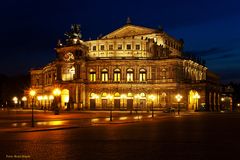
[[49, 95, 54, 100], [119, 117, 128, 120], [134, 116, 142, 120], [29, 90, 36, 97], [37, 96, 43, 101], [91, 118, 99, 122], [149, 95, 156, 101], [121, 94, 127, 99], [105, 118, 111, 121], [21, 123, 27, 126], [221, 98, 225, 101], [12, 123, 17, 127], [12, 97, 18, 104], [106, 94, 113, 100], [43, 95, 48, 100], [134, 94, 141, 99], [21, 96, 27, 101], [91, 93, 99, 99], [64, 96, 69, 102], [175, 94, 183, 102], [48, 120, 64, 126], [53, 88, 61, 96], [193, 93, 200, 99]]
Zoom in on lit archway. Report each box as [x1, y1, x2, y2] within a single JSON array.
[[188, 90, 199, 110], [61, 89, 69, 110]]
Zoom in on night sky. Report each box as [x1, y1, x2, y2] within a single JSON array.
[[0, 0, 240, 83]]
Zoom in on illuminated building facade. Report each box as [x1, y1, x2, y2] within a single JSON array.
[[29, 20, 221, 111]]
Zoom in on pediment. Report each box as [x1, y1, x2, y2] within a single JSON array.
[[101, 24, 158, 39]]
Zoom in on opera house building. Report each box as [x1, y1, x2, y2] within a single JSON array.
[[28, 20, 220, 112]]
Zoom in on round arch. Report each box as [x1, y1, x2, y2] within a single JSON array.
[[61, 89, 69, 110], [188, 90, 199, 110]]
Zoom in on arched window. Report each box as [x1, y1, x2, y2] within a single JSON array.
[[101, 69, 108, 82], [127, 93, 133, 97], [114, 68, 121, 82], [140, 93, 146, 97], [114, 92, 120, 97], [127, 68, 134, 82], [89, 69, 96, 82], [139, 69, 146, 82], [62, 66, 75, 81], [102, 92, 107, 97]]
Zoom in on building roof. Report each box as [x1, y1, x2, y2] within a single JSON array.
[[101, 24, 159, 39]]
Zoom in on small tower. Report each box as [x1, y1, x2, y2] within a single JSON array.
[[126, 17, 132, 25]]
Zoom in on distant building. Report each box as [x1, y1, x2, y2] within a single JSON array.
[[28, 20, 221, 111]]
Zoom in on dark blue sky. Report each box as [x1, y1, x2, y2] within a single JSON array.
[[0, 0, 240, 83]]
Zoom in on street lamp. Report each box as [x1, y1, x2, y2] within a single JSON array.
[[12, 97, 18, 108], [21, 96, 27, 108], [121, 94, 127, 110], [175, 94, 183, 115], [37, 95, 43, 109], [29, 89, 36, 127], [107, 94, 113, 121], [193, 93, 200, 111], [149, 95, 156, 118], [53, 88, 61, 115]]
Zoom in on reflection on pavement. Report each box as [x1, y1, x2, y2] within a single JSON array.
[[11, 120, 67, 127]]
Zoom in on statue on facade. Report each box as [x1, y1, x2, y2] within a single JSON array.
[[64, 24, 82, 39]]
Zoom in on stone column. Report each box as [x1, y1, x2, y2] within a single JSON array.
[[74, 62, 81, 80]]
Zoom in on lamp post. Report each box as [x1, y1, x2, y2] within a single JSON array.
[[107, 94, 113, 121], [121, 94, 127, 110], [53, 88, 61, 115], [175, 94, 183, 116], [149, 95, 156, 118], [12, 97, 18, 108], [193, 93, 200, 111], [29, 89, 36, 127]]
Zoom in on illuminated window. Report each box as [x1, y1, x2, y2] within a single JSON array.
[[92, 46, 96, 51], [126, 44, 131, 50], [89, 69, 96, 82], [117, 44, 122, 50], [101, 69, 108, 82], [102, 92, 107, 97], [62, 66, 75, 81], [114, 92, 120, 97], [140, 93, 146, 97], [109, 44, 113, 50], [114, 68, 121, 82], [136, 44, 140, 50], [139, 69, 146, 82], [100, 45, 105, 50], [127, 93, 133, 97], [162, 68, 166, 79], [127, 68, 134, 82]]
